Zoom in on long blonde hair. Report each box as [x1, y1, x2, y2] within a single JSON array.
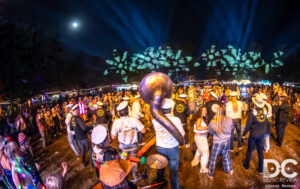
[[211, 106, 224, 133]]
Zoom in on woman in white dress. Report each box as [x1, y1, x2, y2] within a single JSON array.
[[190, 107, 209, 173]]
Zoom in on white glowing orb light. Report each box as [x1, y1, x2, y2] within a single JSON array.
[[70, 20, 80, 30]]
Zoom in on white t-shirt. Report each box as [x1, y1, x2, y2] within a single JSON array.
[[65, 112, 74, 134], [111, 116, 144, 145], [265, 102, 272, 118], [226, 101, 244, 119], [132, 101, 144, 119], [152, 114, 185, 148]]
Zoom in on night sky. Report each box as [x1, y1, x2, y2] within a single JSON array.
[[1, 0, 300, 81]]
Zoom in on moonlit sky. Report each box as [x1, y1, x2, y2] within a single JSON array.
[[1, 0, 300, 65]]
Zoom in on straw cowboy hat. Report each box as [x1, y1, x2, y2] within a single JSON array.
[[100, 159, 132, 187], [252, 94, 266, 108]]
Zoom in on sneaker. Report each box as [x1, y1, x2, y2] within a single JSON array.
[[229, 149, 234, 152], [185, 144, 190, 148], [200, 169, 209, 173], [257, 169, 263, 175], [208, 174, 213, 180], [229, 170, 234, 175], [238, 147, 243, 150]]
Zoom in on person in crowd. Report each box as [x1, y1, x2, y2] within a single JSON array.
[[190, 107, 209, 173], [45, 162, 68, 189], [91, 125, 117, 179], [45, 108, 55, 140], [70, 104, 93, 167], [131, 95, 145, 146], [152, 98, 185, 189], [242, 94, 268, 174], [4, 141, 36, 188], [0, 136, 17, 189], [99, 156, 137, 189], [202, 83, 211, 103], [65, 105, 80, 157], [205, 91, 223, 124], [294, 96, 300, 126], [36, 109, 46, 147], [226, 91, 244, 151], [271, 83, 280, 100], [274, 91, 290, 147], [18, 132, 44, 187], [260, 93, 272, 152], [208, 106, 233, 179], [111, 101, 146, 179], [93, 101, 110, 130], [173, 94, 190, 148]]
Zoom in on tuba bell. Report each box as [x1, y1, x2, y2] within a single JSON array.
[[139, 72, 184, 146]]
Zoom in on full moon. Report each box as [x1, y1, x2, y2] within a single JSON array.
[[70, 20, 80, 30]]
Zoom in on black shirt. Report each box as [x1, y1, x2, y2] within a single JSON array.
[[274, 100, 289, 125], [94, 107, 109, 124], [70, 115, 92, 140], [243, 107, 268, 138], [173, 100, 190, 125], [205, 100, 223, 124]]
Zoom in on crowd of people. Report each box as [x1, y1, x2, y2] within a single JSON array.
[[0, 82, 299, 189]]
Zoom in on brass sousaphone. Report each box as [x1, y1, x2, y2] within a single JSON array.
[[139, 72, 184, 145]]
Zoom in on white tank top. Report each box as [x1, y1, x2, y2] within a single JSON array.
[[194, 119, 208, 134]]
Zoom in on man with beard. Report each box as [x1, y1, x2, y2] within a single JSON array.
[[70, 104, 93, 167], [274, 91, 289, 147]]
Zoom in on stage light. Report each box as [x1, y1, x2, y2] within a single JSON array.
[[242, 87, 247, 93]]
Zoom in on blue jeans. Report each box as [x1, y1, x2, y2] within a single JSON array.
[[68, 133, 80, 156], [157, 146, 179, 189], [244, 135, 264, 173], [230, 119, 242, 150]]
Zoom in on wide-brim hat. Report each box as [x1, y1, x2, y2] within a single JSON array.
[[117, 101, 128, 111], [210, 92, 218, 99], [230, 91, 238, 97], [134, 95, 141, 99], [122, 96, 130, 101], [161, 98, 175, 110], [252, 94, 266, 108], [178, 94, 187, 99], [91, 125, 107, 144], [100, 159, 132, 187]]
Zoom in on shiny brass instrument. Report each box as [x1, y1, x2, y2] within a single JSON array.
[[139, 72, 184, 145]]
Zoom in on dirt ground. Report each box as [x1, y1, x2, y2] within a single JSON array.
[[32, 119, 300, 189]]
